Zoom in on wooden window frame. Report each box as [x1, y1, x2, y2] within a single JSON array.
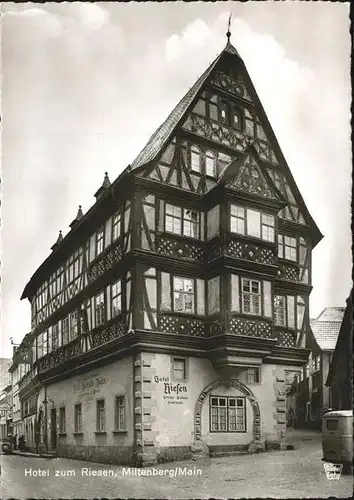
[[205, 150, 217, 178], [172, 276, 195, 314], [209, 396, 246, 433], [59, 406, 66, 434], [190, 145, 201, 173], [112, 210, 122, 242], [241, 278, 261, 316], [247, 367, 260, 384], [172, 357, 187, 382], [111, 280, 122, 318], [164, 203, 201, 240], [96, 227, 105, 257], [96, 399, 106, 433], [230, 204, 275, 243], [95, 291, 106, 327], [114, 396, 126, 432], [74, 403, 82, 434]]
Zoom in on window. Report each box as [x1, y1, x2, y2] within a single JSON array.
[[315, 356, 320, 372], [274, 296, 286, 326], [230, 205, 275, 242], [52, 323, 59, 350], [173, 277, 194, 313], [278, 235, 297, 262], [95, 291, 106, 327], [114, 396, 125, 431], [74, 404, 82, 433], [306, 364, 309, 378], [62, 316, 69, 345], [326, 419, 339, 431], [112, 211, 121, 241], [205, 151, 216, 177], [190, 146, 201, 173], [210, 397, 246, 432], [165, 204, 200, 239], [261, 214, 275, 242], [230, 205, 245, 234], [111, 280, 122, 318], [59, 407, 66, 434], [219, 102, 229, 125], [247, 368, 259, 384], [232, 108, 242, 130], [173, 358, 186, 381], [241, 279, 261, 315], [42, 331, 48, 356], [69, 311, 78, 341], [96, 227, 104, 256], [96, 400, 105, 432]]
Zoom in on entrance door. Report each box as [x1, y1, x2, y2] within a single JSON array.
[[50, 409, 57, 451]]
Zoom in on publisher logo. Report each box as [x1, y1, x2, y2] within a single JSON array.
[[323, 462, 343, 480]]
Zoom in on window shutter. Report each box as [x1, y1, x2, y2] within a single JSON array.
[[287, 295, 295, 328], [197, 279, 205, 315], [160, 272, 171, 311], [263, 281, 272, 317], [231, 274, 240, 313]]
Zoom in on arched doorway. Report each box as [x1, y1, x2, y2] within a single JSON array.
[[194, 378, 261, 447]]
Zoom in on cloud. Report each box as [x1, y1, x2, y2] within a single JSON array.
[[3, 7, 63, 37], [166, 19, 213, 62], [76, 3, 110, 30]]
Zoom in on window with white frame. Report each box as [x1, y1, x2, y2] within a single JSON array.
[[96, 399, 105, 432], [74, 404, 82, 433], [114, 396, 125, 431], [112, 211, 121, 241], [69, 311, 78, 341], [210, 397, 246, 432], [190, 146, 201, 173], [173, 277, 194, 313], [247, 367, 260, 384], [96, 227, 104, 256], [111, 280, 122, 318], [230, 205, 275, 242], [95, 291, 106, 327], [172, 358, 186, 381], [278, 235, 297, 262], [206, 151, 216, 177], [59, 407, 66, 434], [241, 279, 261, 315], [274, 296, 286, 326], [165, 204, 200, 239]]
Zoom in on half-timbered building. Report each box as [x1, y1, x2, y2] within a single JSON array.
[[20, 36, 323, 465]]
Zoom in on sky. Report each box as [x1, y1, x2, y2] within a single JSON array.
[[0, 2, 352, 358]]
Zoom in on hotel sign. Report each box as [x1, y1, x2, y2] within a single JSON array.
[[154, 376, 188, 405]]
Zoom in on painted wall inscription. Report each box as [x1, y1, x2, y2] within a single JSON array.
[[74, 373, 106, 398], [154, 375, 188, 405]]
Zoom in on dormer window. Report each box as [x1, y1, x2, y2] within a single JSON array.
[[206, 151, 216, 177], [190, 146, 201, 173]]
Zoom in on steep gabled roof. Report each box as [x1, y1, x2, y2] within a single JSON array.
[[131, 42, 241, 171], [310, 306, 346, 351]]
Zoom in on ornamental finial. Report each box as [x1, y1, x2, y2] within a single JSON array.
[[226, 13, 232, 44]]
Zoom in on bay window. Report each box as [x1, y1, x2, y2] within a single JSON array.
[[62, 316, 69, 345], [165, 204, 200, 239], [69, 311, 78, 341], [173, 277, 194, 313], [210, 396, 246, 432], [230, 204, 275, 242], [278, 235, 297, 262], [231, 274, 272, 318], [112, 211, 121, 241], [161, 273, 205, 315]]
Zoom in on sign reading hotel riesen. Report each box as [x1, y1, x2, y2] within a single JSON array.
[[73, 373, 106, 397], [154, 376, 188, 405]]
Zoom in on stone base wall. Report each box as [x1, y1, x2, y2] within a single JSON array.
[[58, 444, 134, 465], [157, 446, 192, 463]]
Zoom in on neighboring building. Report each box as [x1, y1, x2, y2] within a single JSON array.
[[19, 34, 322, 465], [0, 358, 12, 390], [287, 306, 345, 429], [326, 291, 353, 411], [9, 337, 35, 447], [0, 383, 13, 439]]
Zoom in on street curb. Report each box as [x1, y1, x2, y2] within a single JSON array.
[[11, 451, 58, 459]]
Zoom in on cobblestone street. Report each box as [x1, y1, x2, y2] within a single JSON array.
[[1, 430, 352, 498]]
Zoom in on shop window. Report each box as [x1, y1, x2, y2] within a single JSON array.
[[210, 396, 246, 432], [247, 367, 260, 384], [96, 400, 106, 432], [114, 396, 125, 431], [241, 279, 261, 315], [74, 404, 82, 433], [59, 407, 66, 434], [111, 280, 122, 318], [172, 358, 186, 381]]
